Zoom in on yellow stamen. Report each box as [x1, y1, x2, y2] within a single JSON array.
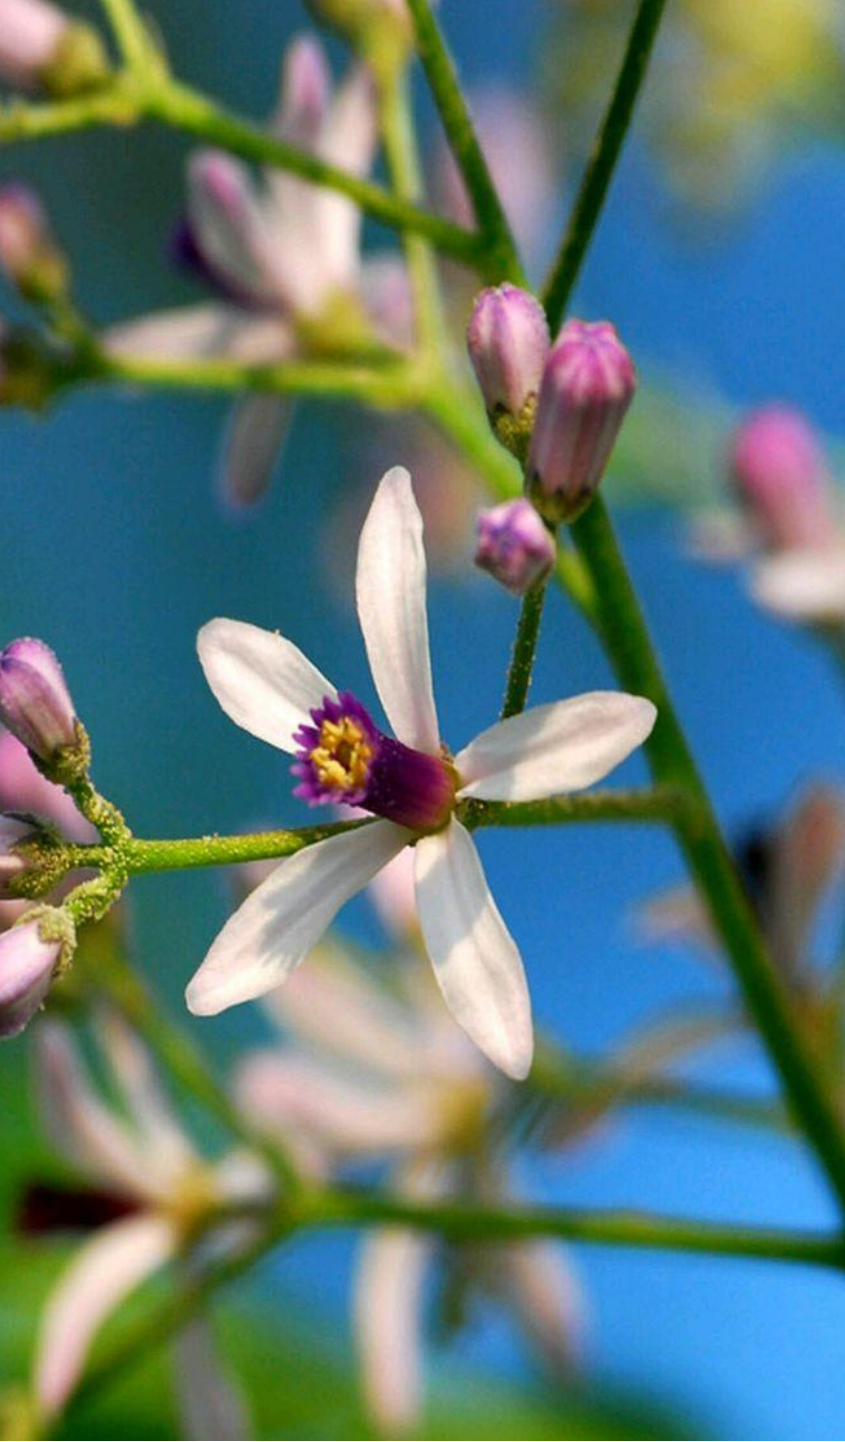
[[310, 716, 373, 792]]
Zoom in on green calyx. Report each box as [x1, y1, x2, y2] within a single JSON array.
[[40, 22, 111, 100]]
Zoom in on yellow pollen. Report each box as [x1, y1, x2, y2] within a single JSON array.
[[310, 716, 373, 792]]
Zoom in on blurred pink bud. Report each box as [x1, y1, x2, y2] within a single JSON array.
[[0, 0, 107, 96], [0, 813, 39, 899], [475, 499, 555, 596], [729, 405, 837, 552], [528, 319, 636, 522], [0, 918, 59, 1037], [0, 182, 66, 300], [0, 639, 77, 762], [0, 730, 90, 841], [467, 285, 550, 421]]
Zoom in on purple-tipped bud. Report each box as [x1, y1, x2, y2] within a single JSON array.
[[729, 405, 837, 553], [0, 0, 108, 97], [528, 319, 637, 522], [0, 918, 60, 1038], [0, 639, 76, 763], [467, 285, 550, 437], [0, 183, 67, 302], [475, 498, 555, 596]]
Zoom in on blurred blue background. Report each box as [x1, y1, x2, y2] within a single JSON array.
[[3, 1, 845, 1437]]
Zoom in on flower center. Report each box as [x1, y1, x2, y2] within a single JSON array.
[[292, 692, 456, 833], [310, 715, 374, 794]]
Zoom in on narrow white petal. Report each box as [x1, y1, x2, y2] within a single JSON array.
[[415, 820, 533, 1080], [355, 467, 440, 753], [187, 150, 281, 304], [219, 394, 296, 511], [354, 1227, 432, 1438], [455, 692, 657, 802], [104, 304, 289, 364], [197, 617, 336, 754], [498, 1240, 586, 1372], [35, 1024, 157, 1201], [173, 1320, 251, 1441], [751, 548, 845, 622], [35, 1214, 175, 1417], [100, 1014, 196, 1185], [186, 821, 410, 1016]]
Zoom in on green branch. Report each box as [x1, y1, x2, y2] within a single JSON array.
[[500, 580, 549, 719], [405, 0, 525, 284], [542, 0, 669, 332]]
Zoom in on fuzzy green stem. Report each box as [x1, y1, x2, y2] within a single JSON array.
[[405, 0, 525, 284], [66, 820, 365, 877], [571, 497, 845, 1215], [542, 0, 669, 332], [500, 581, 548, 719], [97, 0, 153, 71]]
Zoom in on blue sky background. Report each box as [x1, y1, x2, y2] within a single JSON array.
[[4, 2, 845, 1437]]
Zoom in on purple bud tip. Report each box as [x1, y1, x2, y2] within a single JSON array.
[[475, 498, 555, 596], [729, 405, 836, 552], [467, 284, 550, 419], [0, 638, 76, 762], [0, 813, 38, 899], [0, 919, 59, 1039], [528, 318, 636, 521]]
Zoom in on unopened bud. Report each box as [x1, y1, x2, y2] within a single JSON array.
[[0, 1, 109, 97], [528, 319, 637, 523], [0, 184, 68, 303], [475, 498, 555, 596], [729, 405, 837, 553], [467, 285, 550, 458], [0, 916, 61, 1038], [0, 639, 78, 767]]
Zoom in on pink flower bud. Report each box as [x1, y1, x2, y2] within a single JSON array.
[[0, 183, 67, 301], [0, 0, 107, 96], [528, 319, 637, 522], [729, 405, 837, 552], [0, 813, 39, 898], [0, 918, 59, 1038], [475, 499, 555, 596], [0, 639, 77, 762], [0, 730, 91, 841], [467, 285, 550, 422]]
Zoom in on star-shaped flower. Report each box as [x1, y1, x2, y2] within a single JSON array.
[[187, 467, 657, 1078]]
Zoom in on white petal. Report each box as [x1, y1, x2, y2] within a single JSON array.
[[219, 394, 296, 511], [455, 692, 657, 802], [751, 547, 845, 622], [35, 1214, 175, 1418], [186, 821, 410, 1016], [236, 1051, 445, 1158], [173, 1320, 252, 1442], [104, 304, 290, 364], [263, 937, 429, 1079], [187, 150, 282, 305], [353, 1227, 432, 1438], [100, 1013, 196, 1186], [197, 617, 336, 754], [415, 820, 533, 1080], [355, 467, 440, 753], [35, 1024, 157, 1201], [498, 1241, 586, 1372]]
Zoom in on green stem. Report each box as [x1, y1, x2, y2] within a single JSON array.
[[405, 0, 525, 284], [541, 0, 669, 332], [464, 785, 685, 830], [97, 0, 153, 71], [313, 1187, 844, 1268], [89, 350, 423, 406], [571, 497, 845, 1215], [379, 68, 446, 357], [500, 581, 548, 719], [66, 819, 365, 876]]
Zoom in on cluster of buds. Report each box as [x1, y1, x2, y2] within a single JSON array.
[[0, 638, 91, 1036], [0, 0, 109, 98], [0, 183, 68, 305], [467, 285, 636, 593]]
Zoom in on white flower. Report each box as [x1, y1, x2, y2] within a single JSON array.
[[187, 466, 656, 1079], [105, 35, 408, 508], [31, 1017, 266, 1423], [236, 942, 585, 1436]]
